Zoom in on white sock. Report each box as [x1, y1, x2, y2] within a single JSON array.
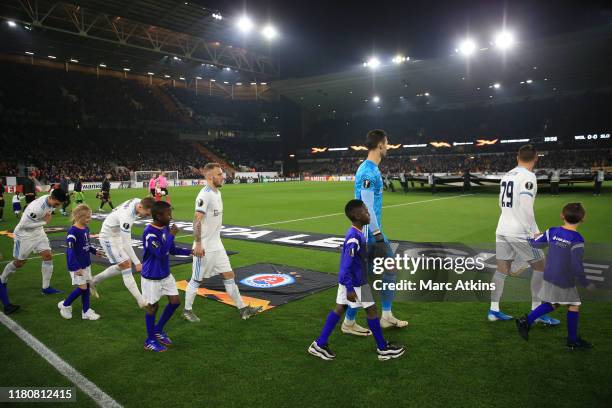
[[92, 264, 122, 285], [121, 269, 144, 305], [490, 270, 507, 311], [185, 279, 199, 311], [223, 279, 245, 309], [531, 270, 544, 310], [41, 260, 53, 289], [382, 310, 393, 320], [1, 261, 17, 284]]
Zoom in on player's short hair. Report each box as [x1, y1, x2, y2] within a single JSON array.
[[204, 162, 221, 172], [152, 201, 172, 222], [365, 129, 388, 150], [562, 202, 585, 224], [71, 204, 92, 224], [345, 199, 365, 222], [50, 188, 68, 202], [140, 197, 156, 210], [517, 144, 537, 162]]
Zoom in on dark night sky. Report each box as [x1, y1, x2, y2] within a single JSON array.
[[200, 0, 612, 78]]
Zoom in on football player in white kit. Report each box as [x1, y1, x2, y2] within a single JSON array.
[[0, 188, 68, 314], [90, 197, 155, 308], [489, 145, 560, 325], [182, 163, 262, 322]]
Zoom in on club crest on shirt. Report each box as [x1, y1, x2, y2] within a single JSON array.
[[197, 199, 204, 207], [525, 181, 534, 190], [123, 223, 130, 230], [30, 212, 37, 219], [152, 240, 159, 248], [362, 179, 371, 188]]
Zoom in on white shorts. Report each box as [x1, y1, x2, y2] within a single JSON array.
[[336, 284, 375, 309], [538, 281, 581, 306], [495, 235, 544, 264], [141, 275, 179, 305], [192, 250, 231, 281], [13, 234, 51, 260], [70, 266, 92, 286], [99, 236, 129, 265]]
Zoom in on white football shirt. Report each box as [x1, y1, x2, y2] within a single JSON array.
[[14, 195, 52, 238], [100, 198, 141, 238], [495, 166, 539, 238], [194, 185, 224, 252]]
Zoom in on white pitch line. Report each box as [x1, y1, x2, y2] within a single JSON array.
[[0, 313, 122, 408], [250, 194, 474, 227]]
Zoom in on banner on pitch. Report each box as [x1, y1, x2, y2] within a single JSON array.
[[177, 263, 338, 312]]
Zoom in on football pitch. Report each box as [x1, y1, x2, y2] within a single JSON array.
[[1, 181, 611, 407]]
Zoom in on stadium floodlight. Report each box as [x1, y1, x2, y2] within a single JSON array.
[[365, 57, 381, 70], [48, 55, 56, 59], [424, 92, 430, 96], [212, 13, 223, 20], [236, 82, 242, 85], [70, 58, 78, 63], [250, 82, 257, 85], [262, 25, 278, 40], [7, 20, 17, 28], [196, 76, 202, 79], [25, 51, 34, 55], [260, 82, 267, 85], [372, 95, 381, 103], [526, 79, 533, 84], [123, 68, 130, 71], [392, 55, 406, 64], [99, 63, 106, 67], [179, 76, 185, 80], [494, 31, 515, 50], [164, 74, 170, 78], [457, 39, 477, 56], [493, 83, 500, 89], [223, 81, 229, 84], [210, 79, 216, 82], [147, 72, 154, 75], [237, 15, 254, 33]]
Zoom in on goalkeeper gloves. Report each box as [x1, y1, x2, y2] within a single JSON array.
[[373, 232, 387, 259]]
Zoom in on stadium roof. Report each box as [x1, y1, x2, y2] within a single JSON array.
[[272, 26, 612, 115], [0, 0, 279, 79], [72, 0, 226, 41]]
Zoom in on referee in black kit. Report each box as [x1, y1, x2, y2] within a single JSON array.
[[98, 174, 114, 211]]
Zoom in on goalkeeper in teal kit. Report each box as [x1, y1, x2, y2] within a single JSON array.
[[341, 129, 408, 336]]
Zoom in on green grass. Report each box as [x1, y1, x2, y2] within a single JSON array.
[[1, 182, 611, 407]]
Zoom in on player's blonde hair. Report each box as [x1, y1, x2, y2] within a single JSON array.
[[71, 204, 92, 225], [204, 162, 221, 172]]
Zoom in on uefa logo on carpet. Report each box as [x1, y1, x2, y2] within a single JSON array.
[[240, 273, 296, 288]]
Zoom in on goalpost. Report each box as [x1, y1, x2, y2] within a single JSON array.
[[131, 170, 179, 189]]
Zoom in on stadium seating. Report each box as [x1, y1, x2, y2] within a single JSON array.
[[1, 59, 610, 181]]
